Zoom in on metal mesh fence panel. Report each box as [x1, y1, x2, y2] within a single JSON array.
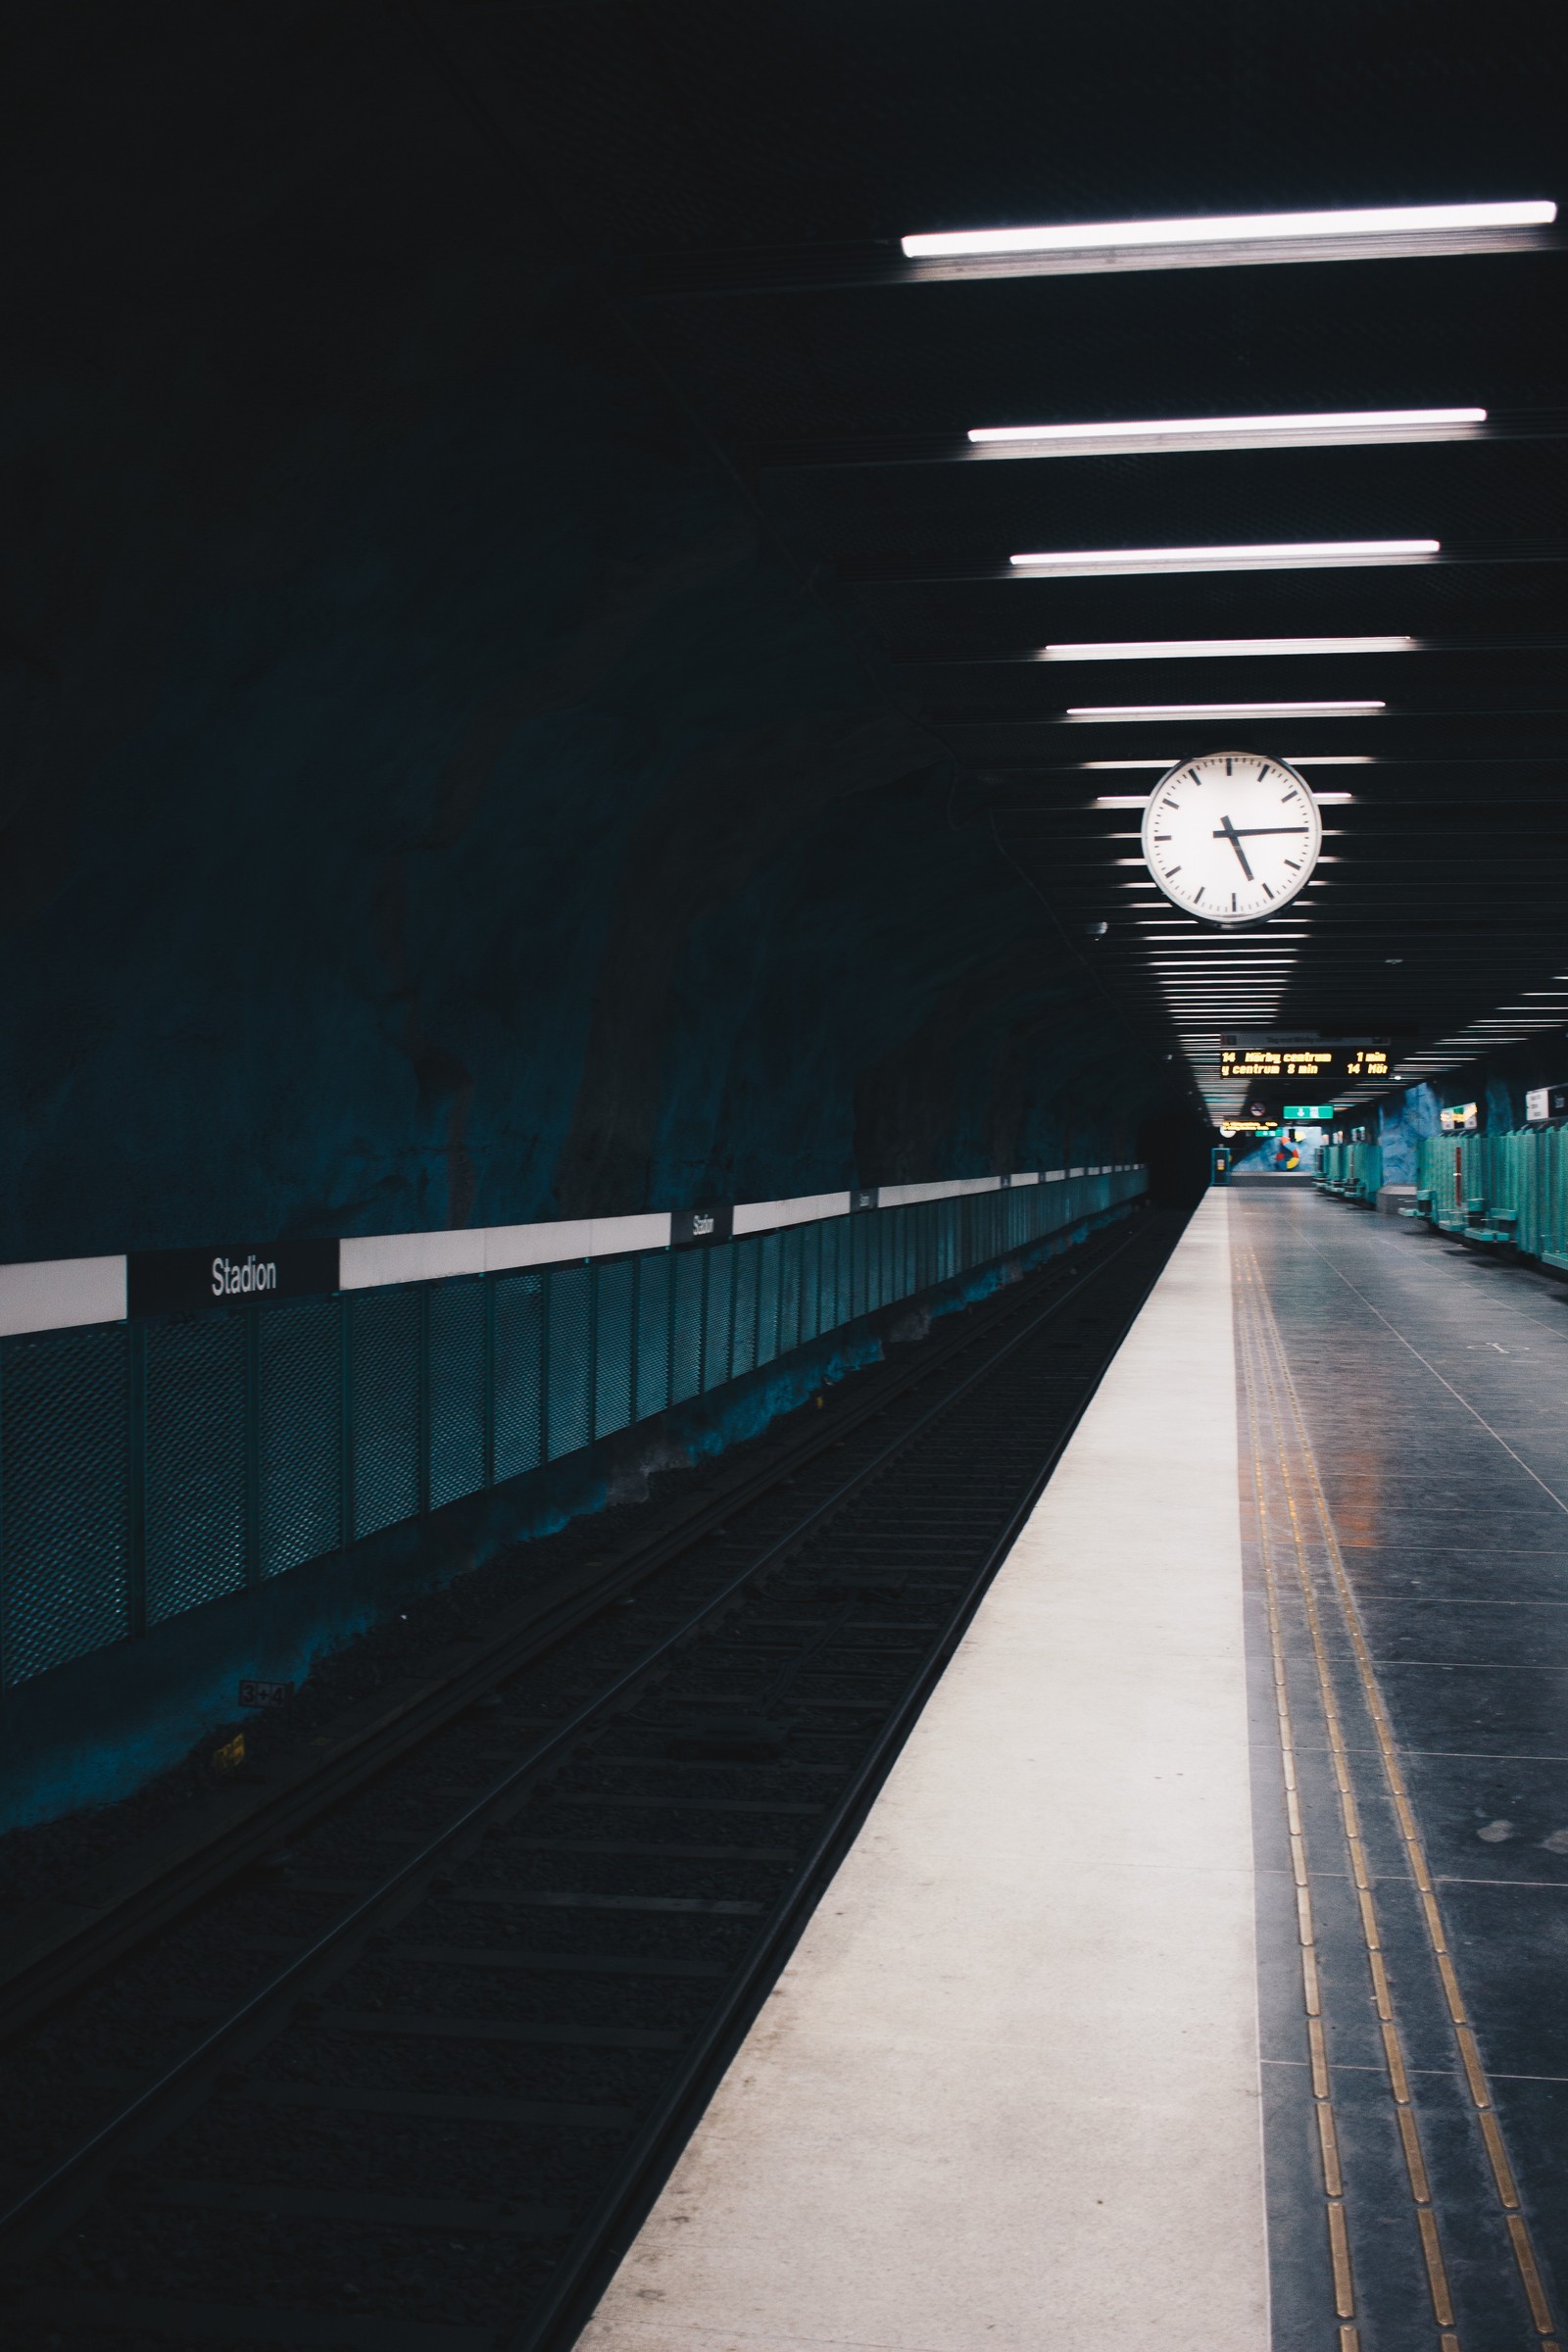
[[851, 1213, 879, 1326], [594, 1257, 634, 1441], [796, 1224, 819, 1346], [144, 1313, 248, 1627], [822, 1220, 848, 1333], [260, 1298, 342, 1578], [702, 1242, 734, 1393], [429, 1280, 486, 1510], [837, 1219, 856, 1325], [776, 1227, 801, 1355], [0, 1171, 1149, 1687], [350, 1288, 420, 1539], [547, 1264, 593, 1461], [2, 1326, 128, 1686], [754, 1231, 781, 1366], [670, 1249, 705, 1403], [818, 1224, 836, 1339], [493, 1273, 544, 1482], [730, 1237, 759, 1379], [634, 1255, 670, 1422]]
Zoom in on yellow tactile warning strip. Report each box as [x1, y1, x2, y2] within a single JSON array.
[[1237, 1242, 1560, 2349]]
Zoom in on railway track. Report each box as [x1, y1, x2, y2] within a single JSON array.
[[0, 1207, 1180, 2352]]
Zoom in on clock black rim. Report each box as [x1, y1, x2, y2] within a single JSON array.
[[1139, 748, 1322, 929]]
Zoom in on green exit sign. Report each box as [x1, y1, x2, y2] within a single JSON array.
[[1283, 1102, 1335, 1121]]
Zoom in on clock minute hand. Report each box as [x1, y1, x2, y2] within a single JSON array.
[[1213, 814, 1254, 881], [1226, 825, 1310, 836]]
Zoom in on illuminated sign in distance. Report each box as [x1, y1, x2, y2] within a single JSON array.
[[1283, 1102, 1337, 1121], [1439, 1102, 1479, 1134], [1219, 1035, 1390, 1085], [1526, 1084, 1568, 1123]]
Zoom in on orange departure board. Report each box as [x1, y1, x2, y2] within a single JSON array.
[[1219, 1036, 1391, 1085]]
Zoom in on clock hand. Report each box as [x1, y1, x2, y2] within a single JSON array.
[[1224, 825, 1310, 837], [1213, 815, 1254, 881]]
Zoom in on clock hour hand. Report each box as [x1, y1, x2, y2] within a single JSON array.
[[1213, 815, 1254, 881]]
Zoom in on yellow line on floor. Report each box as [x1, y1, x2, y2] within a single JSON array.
[[1241, 1234, 1560, 2347], [1238, 1274, 1361, 2345]]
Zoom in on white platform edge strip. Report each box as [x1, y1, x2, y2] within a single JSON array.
[[0, 1168, 1141, 1339]]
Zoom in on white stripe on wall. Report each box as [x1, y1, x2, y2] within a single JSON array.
[[341, 1211, 677, 1290], [0, 1167, 1139, 1339], [0, 1254, 127, 1340], [733, 1192, 852, 1237]]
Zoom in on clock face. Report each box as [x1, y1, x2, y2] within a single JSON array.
[[1141, 752, 1322, 925]]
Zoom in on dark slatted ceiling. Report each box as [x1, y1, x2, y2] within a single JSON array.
[[438, 0, 1568, 1123]]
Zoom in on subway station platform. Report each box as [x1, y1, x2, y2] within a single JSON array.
[[579, 1189, 1568, 2352]]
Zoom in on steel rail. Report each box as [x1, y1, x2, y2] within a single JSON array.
[[0, 1216, 1156, 2266], [0, 1215, 1133, 2053]]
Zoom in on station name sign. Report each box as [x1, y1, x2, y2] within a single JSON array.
[[670, 1206, 734, 1247], [127, 1240, 341, 1318], [1219, 1034, 1390, 1086]]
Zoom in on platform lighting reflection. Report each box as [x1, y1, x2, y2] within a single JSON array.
[[1010, 540, 1439, 576], [1067, 700, 1384, 720], [1094, 791, 1353, 805], [1040, 636, 1414, 662], [968, 407, 1486, 450], [903, 201, 1555, 261]]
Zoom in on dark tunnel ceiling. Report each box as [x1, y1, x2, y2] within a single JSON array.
[[431, 0, 1568, 1122]]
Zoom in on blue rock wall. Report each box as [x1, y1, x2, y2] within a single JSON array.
[[0, 12, 1176, 1266], [1378, 1034, 1568, 1172]]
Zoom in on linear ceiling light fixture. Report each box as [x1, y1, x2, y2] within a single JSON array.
[[1095, 790, 1347, 803], [969, 407, 1486, 452], [1066, 699, 1385, 720], [1040, 636, 1415, 662], [904, 201, 1554, 261], [1009, 540, 1439, 577]]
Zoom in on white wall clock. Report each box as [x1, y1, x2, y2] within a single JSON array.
[[1140, 751, 1322, 925]]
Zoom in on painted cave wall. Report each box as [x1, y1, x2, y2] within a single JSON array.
[[0, 11, 1178, 1267]]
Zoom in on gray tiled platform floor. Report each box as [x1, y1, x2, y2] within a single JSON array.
[[1240, 1186, 1568, 2346]]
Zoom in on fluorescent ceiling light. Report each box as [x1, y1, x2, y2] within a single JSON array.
[[1066, 700, 1384, 719], [1009, 540, 1438, 576], [1083, 759, 1182, 770], [903, 201, 1554, 261], [1041, 636, 1414, 662], [1286, 755, 1376, 766], [968, 407, 1485, 450]]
